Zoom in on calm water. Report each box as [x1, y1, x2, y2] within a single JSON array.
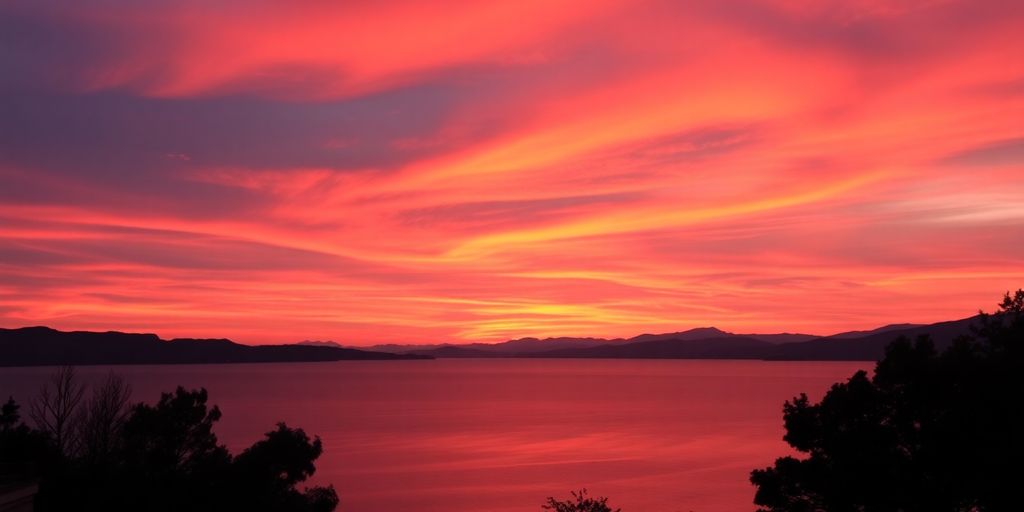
[[0, 359, 868, 512]]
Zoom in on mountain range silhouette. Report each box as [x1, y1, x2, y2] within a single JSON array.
[[1, 316, 979, 366], [319, 316, 977, 361], [0, 326, 429, 366]]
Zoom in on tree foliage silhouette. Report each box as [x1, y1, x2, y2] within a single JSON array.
[[233, 423, 338, 512], [543, 489, 621, 512], [1, 378, 338, 512], [0, 395, 52, 478], [110, 387, 234, 511], [751, 290, 1024, 511]]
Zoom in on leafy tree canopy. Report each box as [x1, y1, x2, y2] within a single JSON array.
[[751, 290, 1024, 511], [1, 381, 338, 512]]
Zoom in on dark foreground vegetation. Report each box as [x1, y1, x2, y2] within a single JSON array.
[[543, 489, 620, 512], [1, 369, 337, 511], [750, 290, 1024, 511]]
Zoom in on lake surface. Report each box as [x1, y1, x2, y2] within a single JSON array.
[[0, 359, 868, 512]]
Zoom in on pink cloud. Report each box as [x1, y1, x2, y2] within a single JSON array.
[[0, 0, 1022, 343]]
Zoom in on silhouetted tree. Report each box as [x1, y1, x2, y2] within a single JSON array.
[[233, 423, 339, 512], [114, 387, 234, 511], [0, 396, 52, 478], [1, 397, 18, 432], [751, 290, 1024, 511], [77, 372, 132, 464], [29, 365, 86, 458], [3, 371, 338, 512], [543, 489, 621, 512]]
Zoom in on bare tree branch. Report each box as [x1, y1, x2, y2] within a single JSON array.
[[78, 372, 133, 463], [29, 365, 86, 458]]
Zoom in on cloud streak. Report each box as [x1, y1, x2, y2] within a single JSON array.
[[1, 0, 1022, 343]]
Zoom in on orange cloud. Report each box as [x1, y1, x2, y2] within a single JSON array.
[[1, 0, 1022, 343]]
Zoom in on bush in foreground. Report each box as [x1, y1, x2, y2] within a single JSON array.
[[1, 373, 337, 512], [751, 290, 1024, 511], [543, 489, 620, 512]]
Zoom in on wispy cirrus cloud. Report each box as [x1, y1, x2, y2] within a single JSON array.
[[1, 0, 1022, 343]]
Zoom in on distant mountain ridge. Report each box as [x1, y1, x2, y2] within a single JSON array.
[[296, 340, 345, 348], [361, 326, 809, 356], [764, 316, 978, 361], [1, 315, 985, 366], [827, 323, 924, 339], [0, 327, 430, 367], [360, 317, 982, 361], [530, 336, 773, 359]]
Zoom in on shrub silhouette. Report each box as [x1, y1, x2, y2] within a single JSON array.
[[751, 290, 1024, 511], [543, 489, 621, 512], [111, 387, 234, 511], [1, 379, 338, 512], [233, 423, 338, 512], [0, 395, 52, 478]]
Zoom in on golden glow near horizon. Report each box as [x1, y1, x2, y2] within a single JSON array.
[[1, 0, 1023, 344]]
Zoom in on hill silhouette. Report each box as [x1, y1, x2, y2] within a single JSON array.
[[529, 336, 773, 359], [363, 327, 798, 357], [369, 336, 620, 356], [375, 317, 980, 361], [406, 346, 498, 358], [626, 327, 732, 343], [295, 340, 345, 348], [0, 327, 430, 367], [764, 316, 979, 361], [1, 315, 983, 365], [827, 323, 923, 339]]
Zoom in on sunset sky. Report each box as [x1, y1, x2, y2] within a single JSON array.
[[1, 0, 1023, 344]]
